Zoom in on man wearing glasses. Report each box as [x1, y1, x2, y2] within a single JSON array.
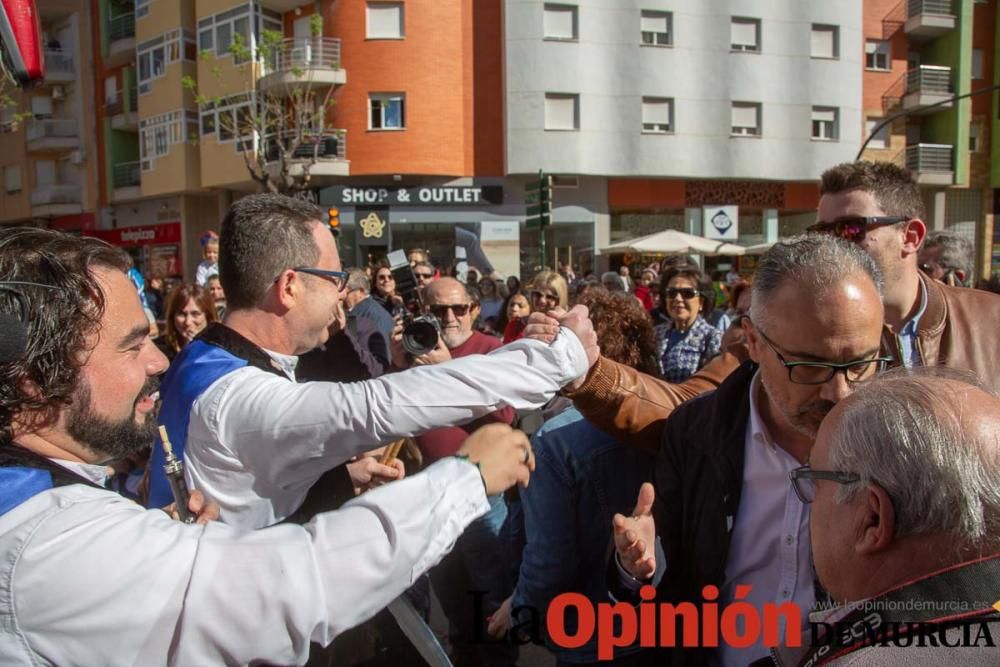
[[815, 161, 999, 391], [780, 369, 1000, 666], [150, 194, 598, 530], [609, 235, 887, 666]]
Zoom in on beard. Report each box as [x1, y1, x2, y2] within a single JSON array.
[[67, 376, 160, 463], [759, 376, 836, 438]]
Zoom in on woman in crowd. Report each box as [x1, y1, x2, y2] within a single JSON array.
[[654, 264, 721, 382], [503, 270, 568, 343], [505, 275, 521, 296], [372, 264, 404, 318], [156, 283, 219, 362], [477, 277, 504, 326], [496, 291, 530, 341]]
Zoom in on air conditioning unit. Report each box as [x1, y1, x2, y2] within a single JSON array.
[[51, 86, 65, 101], [69, 150, 85, 165]]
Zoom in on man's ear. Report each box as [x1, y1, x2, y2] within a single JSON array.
[[856, 484, 895, 556], [901, 218, 927, 257], [272, 269, 299, 310], [743, 317, 763, 364]]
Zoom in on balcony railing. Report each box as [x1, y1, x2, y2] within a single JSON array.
[[26, 118, 77, 142], [112, 161, 141, 188], [43, 49, 74, 76], [260, 37, 341, 76], [264, 129, 346, 163], [31, 184, 81, 206], [105, 86, 139, 115], [905, 65, 952, 95], [109, 12, 136, 42], [905, 143, 953, 172], [883, 0, 905, 39], [907, 0, 953, 18]]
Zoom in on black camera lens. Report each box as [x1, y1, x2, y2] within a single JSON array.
[[402, 319, 440, 356]]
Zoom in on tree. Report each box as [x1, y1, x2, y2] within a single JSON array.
[[183, 13, 340, 195]]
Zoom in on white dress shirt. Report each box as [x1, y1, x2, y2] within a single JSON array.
[[0, 456, 489, 666], [714, 372, 815, 667], [184, 329, 589, 528]]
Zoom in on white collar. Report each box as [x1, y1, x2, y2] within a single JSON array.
[[49, 458, 111, 487], [262, 346, 299, 379]]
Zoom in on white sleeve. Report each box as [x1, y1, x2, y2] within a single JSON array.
[[8, 458, 488, 667], [199, 327, 588, 495]]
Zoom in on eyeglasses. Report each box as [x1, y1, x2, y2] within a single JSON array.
[[754, 324, 893, 385], [531, 290, 559, 303], [666, 287, 699, 300], [274, 267, 349, 291], [789, 464, 860, 504], [414, 272, 434, 280], [429, 303, 472, 318], [807, 216, 908, 243]]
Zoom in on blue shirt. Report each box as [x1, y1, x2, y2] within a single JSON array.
[[895, 279, 928, 368], [654, 315, 722, 382]]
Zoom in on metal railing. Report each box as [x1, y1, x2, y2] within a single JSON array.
[[31, 184, 81, 206], [109, 12, 136, 42], [43, 49, 74, 76], [26, 118, 78, 141], [882, 0, 905, 39], [905, 143, 953, 172], [264, 129, 347, 162], [907, 0, 953, 18], [905, 65, 952, 95], [113, 161, 141, 188], [260, 37, 341, 76]]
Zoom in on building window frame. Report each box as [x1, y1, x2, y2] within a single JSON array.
[[641, 96, 674, 134], [197, 4, 281, 63], [810, 24, 839, 60], [640, 10, 672, 47], [865, 40, 891, 71], [811, 106, 839, 141], [544, 92, 580, 131], [4, 164, 22, 194], [366, 1, 405, 40], [865, 117, 889, 149], [730, 16, 761, 53], [369, 92, 406, 131], [731, 101, 761, 137], [140, 110, 199, 170], [137, 29, 196, 94], [543, 4, 579, 42]]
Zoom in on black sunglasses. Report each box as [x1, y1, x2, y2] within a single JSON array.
[[430, 303, 472, 317], [665, 287, 699, 300], [807, 216, 908, 243]]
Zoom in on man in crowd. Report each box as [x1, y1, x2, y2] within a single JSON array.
[[342, 267, 395, 370], [816, 161, 999, 389], [918, 229, 974, 287], [413, 260, 437, 289], [0, 228, 536, 665], [149, 193, 598, 529], [613, 235, 887, 666], [206, 274, 226, 318], [778, 369, 1000, 665], [392, 276, 518, 666]]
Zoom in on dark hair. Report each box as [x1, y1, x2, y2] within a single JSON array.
[[819, 161, 926, 220], [372, 263, 395, 299], [0, 228, 132, 439], [219, 193, 324, 310], [163, 283, 219, 354], [659, 265, 713, 315], [496, 290, 529, 333], [729, 279, 752, 311], [577, 289, 658, 375]]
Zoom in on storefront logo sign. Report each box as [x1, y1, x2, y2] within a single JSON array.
[[703, 205, 739, 241], [326, 185, 503, 207], [359, 212, 387, 239]]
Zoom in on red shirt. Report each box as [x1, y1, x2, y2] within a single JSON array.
[[503, 318, 526, 344], [414, 331, 516, 463], [635, 285, 654, 311]]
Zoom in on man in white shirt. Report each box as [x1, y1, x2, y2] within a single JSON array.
[[0, 227, 541, 665], [148, 194, 598, 529]]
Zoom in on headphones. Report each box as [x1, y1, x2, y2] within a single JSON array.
[[0, 281, 58, 364]]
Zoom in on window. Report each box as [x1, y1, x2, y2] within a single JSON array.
[[137, 30, 196, 93], [640, 10, 671, 46], [731, 17, 760, 52], [641, 97, 673, 133], [369, 93, 406, 130], [865, 117, 889, 149], [544, 93, 579, 130], [544, 4, 578, 41], [811, 106, 838, 141], [140, 110, 199, 169], [197, 4, 278, 61], [866, 40, 890, 71], [0, 107, 16, 132], [731, 102, 760, 136], [4, 165, 21, 194], [30, 96, 52, 118], [811, 24, 838, 59], [969, 122, 981, 153], [136, 0, 151, 19], [199, 94, 255, 147], [367, 2, 404, 39], [972, 49, 984, 80]]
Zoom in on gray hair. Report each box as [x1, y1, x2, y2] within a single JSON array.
[[922, 231, 974, 286], [828, 367, 1000, 551], [750, 234, 883, 327], [346, 268, 369, 294], [600, 271, 626, 292]]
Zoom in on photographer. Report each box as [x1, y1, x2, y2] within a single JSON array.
[[391, 277, 519, 666]]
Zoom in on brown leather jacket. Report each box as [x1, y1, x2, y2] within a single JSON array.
[[882, 275, 1000, 393], [562, 352, 741, 454]]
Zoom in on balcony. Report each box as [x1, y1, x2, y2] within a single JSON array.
[[42, 49, 74, 84], [105, 86, 139, 129], [905, 0, 955, 42], [257, 37, 346, 95], [903, 65, 953, 112], [905, 143, 953, 185], [30, 184, 82, 217], [112, 161, 141, 201], [107, 12, 136, 67], [264, 129, 348, 180], [26, 118, 79, 152]]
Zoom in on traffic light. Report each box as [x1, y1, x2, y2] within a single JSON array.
[[327, 207, 340, 236]]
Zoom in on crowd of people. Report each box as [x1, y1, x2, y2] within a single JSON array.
[[0, 160, 997, 667]]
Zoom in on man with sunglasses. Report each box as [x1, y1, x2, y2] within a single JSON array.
[[815, 161, 999, 391]]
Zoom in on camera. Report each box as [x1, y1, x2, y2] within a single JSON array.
[[387, 249, 441, 356]]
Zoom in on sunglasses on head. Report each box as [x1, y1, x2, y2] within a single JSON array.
[[807, 216, 908, 243], [666, 287, 699, 300], [430, 303, 472, 318]]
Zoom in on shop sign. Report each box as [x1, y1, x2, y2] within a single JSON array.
[[356, 208, 389, 246], [85, 222, 182, 247], [703, 205, 739, 241], [325, 185, 503, 207]]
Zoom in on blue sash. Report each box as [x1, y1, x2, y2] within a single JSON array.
[[0, 467, 54, 517], [147, 340, 246, 508]]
